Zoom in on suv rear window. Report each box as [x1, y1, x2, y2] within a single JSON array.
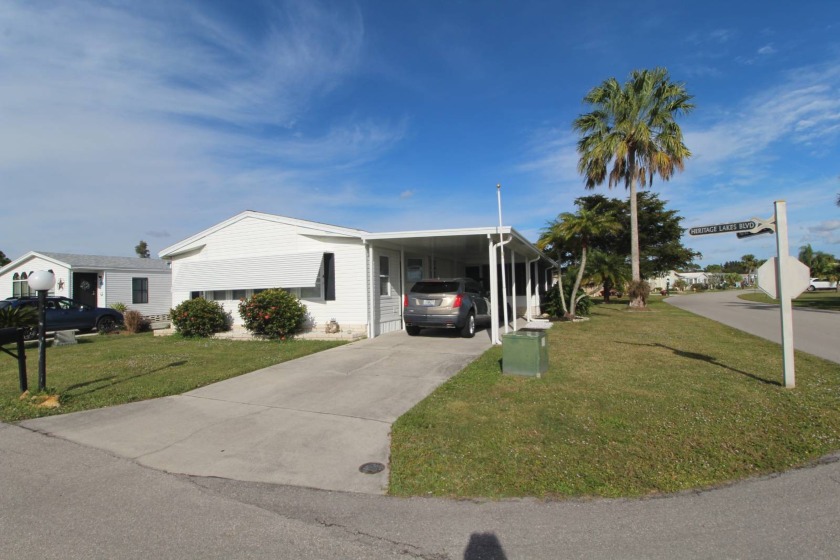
[[410, 281, 460, 294]]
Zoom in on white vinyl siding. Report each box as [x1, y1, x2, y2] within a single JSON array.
[[167, 216, 369, 330], [0, 256, 69, 299], [102, 270, 172, 317]]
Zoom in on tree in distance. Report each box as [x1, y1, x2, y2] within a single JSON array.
[[135, 240, 150, 258]]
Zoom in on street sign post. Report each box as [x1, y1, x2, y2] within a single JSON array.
[[688, 205, 796, 388], [772, 201, 796, 388]]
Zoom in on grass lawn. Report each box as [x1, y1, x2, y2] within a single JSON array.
[[390, 299, 840, 499], [0, 333, 345, 423], [738, 290, 840, 312]]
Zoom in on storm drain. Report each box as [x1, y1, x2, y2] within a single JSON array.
[[359, 462, 385, 474]]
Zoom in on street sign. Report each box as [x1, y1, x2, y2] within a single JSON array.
[[689, 221, 758, 236], [757, 257, 811, 300], [690, 216, 776, 237]]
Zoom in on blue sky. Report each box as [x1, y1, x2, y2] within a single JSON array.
[[1, 0, 839, 267]]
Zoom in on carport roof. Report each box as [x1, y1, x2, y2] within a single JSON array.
[[362, 226, 556, 267]]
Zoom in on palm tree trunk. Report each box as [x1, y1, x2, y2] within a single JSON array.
[[557, 268, 568, 316], [628, 154, 645, 309], [568, 246, 587, 319], [603, 278, 613, 304]]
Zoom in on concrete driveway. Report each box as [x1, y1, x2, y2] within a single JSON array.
[[20, 329, 491, 494]]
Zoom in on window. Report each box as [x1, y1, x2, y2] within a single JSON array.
[[232, 289, 247, 300], [12, 272, 32, 297], [324, 253, 335, 301], [379, 256, 390, 296], [132, 278, 149, 304], [300, 275, 322, 300], [407, 258, 423, 283], [210, 290, 227, 301]]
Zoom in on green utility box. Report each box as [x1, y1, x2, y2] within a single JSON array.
[[502, 330, 548, 377]]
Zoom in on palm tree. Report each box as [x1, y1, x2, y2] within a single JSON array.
[[741, 254, 759, 286], [573, 67, 694, 308], [586, 250, 630, 303], [542, 204, 622, 318]]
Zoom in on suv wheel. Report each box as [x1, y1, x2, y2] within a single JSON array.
[[406, 326, 421, 336], [460, 312, 475, 338]]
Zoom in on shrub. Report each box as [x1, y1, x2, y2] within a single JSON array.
[[171, 298, 229, 338], [111, 302, 128, 313], [541, 283, 565, 318], [627, 280, 651, 306], [572, 290, 592, 317], [122, 310, 149, 334], [239, 289, 308, 339], [0, 306, 37, 338], [541, 282, 591, 318]]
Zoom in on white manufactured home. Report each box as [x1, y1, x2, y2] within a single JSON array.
[[0, 251, 172, 317], [159, 211, 556, 343]]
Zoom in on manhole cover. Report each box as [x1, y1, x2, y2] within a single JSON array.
[[359, 462, 385, 474]]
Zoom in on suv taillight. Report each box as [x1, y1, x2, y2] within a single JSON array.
[[404, 295, 408, 307], [452, 294, 462, 308]]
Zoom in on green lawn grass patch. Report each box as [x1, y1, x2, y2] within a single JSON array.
[[738, 290, 840, 312], [390, 300, 840, 498], [0, 333, 345, 422]]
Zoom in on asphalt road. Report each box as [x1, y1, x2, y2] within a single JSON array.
[[666, 290, 840, 364], [3, 421, 840, 559]]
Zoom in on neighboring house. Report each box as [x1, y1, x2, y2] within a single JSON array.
[[648, 270, 708, 291], [0, 251, 171, 317], [159, 211, 556, 343]]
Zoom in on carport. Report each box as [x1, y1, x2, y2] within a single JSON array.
[[362, 227, 557, 344]]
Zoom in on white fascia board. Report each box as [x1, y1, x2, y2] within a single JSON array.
[[0, 251, 70, 275], [363, 226, 557, 268], [508, 228, 558, 268], [363, 226, 512, 240]]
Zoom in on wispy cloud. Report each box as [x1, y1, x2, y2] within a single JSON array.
[[0, 0, 407, 258], [687, 28, 736, 45], [684, 61, 840, 175], [757, 44, 777, 56]]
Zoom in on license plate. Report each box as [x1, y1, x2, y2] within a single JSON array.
[[420, 299, 436, 306]]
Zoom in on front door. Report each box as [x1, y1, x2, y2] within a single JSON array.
[[375, 249, 402, 335], [72, 272, 98, 308]]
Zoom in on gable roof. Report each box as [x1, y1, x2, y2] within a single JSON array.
[[159, 210, 369, 258], [0, 251, 170, 274]]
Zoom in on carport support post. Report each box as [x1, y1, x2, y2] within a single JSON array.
[[488, 235, 500, 345], [774, 200, 795, 388], [510, 248, 517, 331]]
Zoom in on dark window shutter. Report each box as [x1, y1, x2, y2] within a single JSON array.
[[324, 253, 335, 301]]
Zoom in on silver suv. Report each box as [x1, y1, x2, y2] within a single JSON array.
[[403, 278, 492, 338]]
